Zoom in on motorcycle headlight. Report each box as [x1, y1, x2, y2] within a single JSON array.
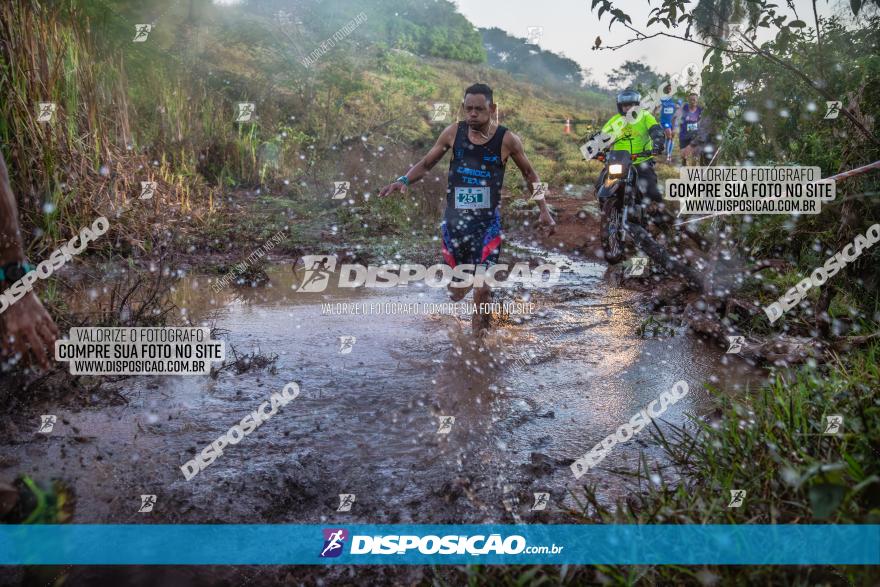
[[609, 164, 623, 175]]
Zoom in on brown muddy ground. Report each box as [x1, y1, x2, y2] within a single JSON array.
[[0, 191, 763, 587]]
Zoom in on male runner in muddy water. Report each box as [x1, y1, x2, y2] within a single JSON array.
[[379, 83, 555, 335]]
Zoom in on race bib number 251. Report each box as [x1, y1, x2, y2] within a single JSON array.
[[454, 187, 490, 209]]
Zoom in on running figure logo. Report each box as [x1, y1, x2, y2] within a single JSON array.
[[320, 528, 349, 558], [132, 24, 152, 42], [138, 494, 157, 513], [526, 26, 543, 44], [437, 416, 455, 434], [531, 182, 547, 201], [337, 494, 355, 512], [37, 102, 57, 123], [725, 22, 746, 51], [235, 103, 256, 123], [430, 103, 450, 122], [728, 490, 746, 508], [339, 336, 356, 355], [531, 492, 550, 511], [824, 101, 842, 120], [275, 10, 293, 26], [332, 181, 349, 200], [626, 257, 649, 277], [824, 415, 843, 435], [38, 415, 57, 434], [139, 181, 157, 200], [726, 335, 745, 354], [294, 255, 337, 292]]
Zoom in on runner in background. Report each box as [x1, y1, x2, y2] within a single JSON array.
[[656, 84, 681, 164], [679, 92, 704, 166], [682, 107, 717, 166]]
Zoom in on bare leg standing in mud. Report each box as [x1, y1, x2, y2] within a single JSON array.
[[379, 83, 555, 335]]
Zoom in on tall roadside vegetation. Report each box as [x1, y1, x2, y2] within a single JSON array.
[[590, 0, 879, 341]]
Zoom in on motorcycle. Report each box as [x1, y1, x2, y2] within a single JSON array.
[[594, 149, 654, 265], [592, 148, 704, 290]]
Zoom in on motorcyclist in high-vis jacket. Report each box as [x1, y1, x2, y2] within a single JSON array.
[[598, 89, 666, 205]]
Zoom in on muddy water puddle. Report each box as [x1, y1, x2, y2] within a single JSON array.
[[1, 247, 766, 523]]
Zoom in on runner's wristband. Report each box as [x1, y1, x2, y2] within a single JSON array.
[[396, 176, 409, 186], [0, 261, 33, 285]]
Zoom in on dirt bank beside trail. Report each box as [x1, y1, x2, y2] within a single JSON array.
[[507, 193, 604, 262]]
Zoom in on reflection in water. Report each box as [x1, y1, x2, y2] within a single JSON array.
[[12, 249, 768, 524]]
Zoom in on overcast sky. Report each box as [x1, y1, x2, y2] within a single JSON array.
[[455, 0, 849, 86]]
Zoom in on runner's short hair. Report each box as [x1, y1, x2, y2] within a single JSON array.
[[464, 83, 493, 104]]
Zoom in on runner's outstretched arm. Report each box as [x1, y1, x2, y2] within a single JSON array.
[[0, 152, 59, 369], [378, 124, 457, 197], [505, 132, 556, 235]]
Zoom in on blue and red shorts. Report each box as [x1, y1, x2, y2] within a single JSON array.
[[440, 209, 502, 268]]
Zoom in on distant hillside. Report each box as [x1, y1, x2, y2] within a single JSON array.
[[3, 0, 616, 258]]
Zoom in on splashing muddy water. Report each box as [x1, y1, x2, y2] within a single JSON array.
[[3, 245, 766, 524]]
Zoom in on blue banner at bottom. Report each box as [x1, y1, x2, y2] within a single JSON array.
[[0, 524, 877, 565]]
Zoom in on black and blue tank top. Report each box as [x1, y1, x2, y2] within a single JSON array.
[[445, 121, 507, 221]]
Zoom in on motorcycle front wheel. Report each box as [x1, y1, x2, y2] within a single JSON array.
[[600, 199, 625, 264]]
